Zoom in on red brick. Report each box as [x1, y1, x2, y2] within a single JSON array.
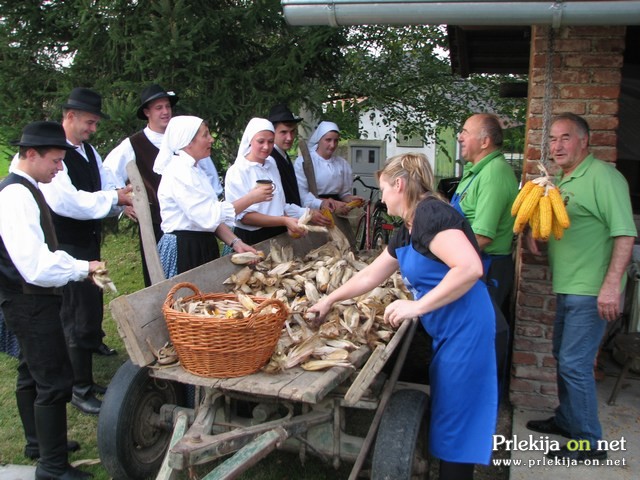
[[525, 147, 542, 161], [591, 131, 618, 147], [513, 351, 538, 365], [587, 116, 619, 130], [520, 264, 548, 280], [566, 26, 626, 37], [542, 355, 557, 368], [550, 101, 587, 115], [518, 294, 545, 308], [509, 391, 558, 410], [516, 306, 556, 325], [510, 378, 537, 393], [540, 384, 558, 396], [591, 38, 626, 53], [589, 102, 619, 115], [554, 70, 591, 84], [514, 365, 557, 382], [515, 325, 544, 338], [559, 85, 620, 100], [514, 337, 553, 354], [555, 39, 591, 52], [531, 54, 563, 69], [590, 147, 618, 162], [564, 55, 624, 69], [521, 252, 549, 265], [591, 69, 622, 85], [520, 279, 553, 295]]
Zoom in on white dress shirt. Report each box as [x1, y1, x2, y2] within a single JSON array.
[[36, 141, 121, 220], [103, 126, 223, 196], [0, 169, 89, 287], [224, 155, 305, 231], [294, 150, 353, 209], [157, 150, 235, 234]]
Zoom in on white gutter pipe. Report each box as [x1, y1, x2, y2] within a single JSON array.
[[282, 1, 640, 27]]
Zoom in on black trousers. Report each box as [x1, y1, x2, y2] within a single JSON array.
[[0, 293, 73, 405], [234, 226, 286, 246], [58, 241, 103, 350]]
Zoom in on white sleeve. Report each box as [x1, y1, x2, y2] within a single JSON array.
[[103, 138, 134, 188], [339, 159, 354, 199], [294, 156, 322, 209], [0, 185, 89, 287]]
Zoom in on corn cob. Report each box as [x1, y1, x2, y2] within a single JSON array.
[[511, 180, 536, 216], [513, 184, 544, 233], [547, 186, 570, 229], [320, 207, 335, 228], [345, 199, 364, 209], [538, 195, 553, 241], [529, 204, 541, 239], [551, 213, 565, 240]]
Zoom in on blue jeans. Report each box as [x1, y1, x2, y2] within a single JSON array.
[[553, 294, 606, 444]]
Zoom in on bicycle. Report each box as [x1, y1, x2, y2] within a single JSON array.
[[353, 175, 403, 250]]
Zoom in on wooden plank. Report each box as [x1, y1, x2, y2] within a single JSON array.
[[201, 428, 288, 480], [348, 318, 418, 480], [156, 411, 189, 480], [343, 317, 414, 406], [126, 161, 165, 285]]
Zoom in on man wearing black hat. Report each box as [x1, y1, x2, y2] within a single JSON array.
[[267, 104, 330, 227], [0, 121, 102, 479], [104, 84, 223, 286], [39, 88, 133, 415]]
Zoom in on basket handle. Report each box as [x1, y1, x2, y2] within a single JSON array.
[[164, 282, 202, 307], [244, 298, 289, 329]]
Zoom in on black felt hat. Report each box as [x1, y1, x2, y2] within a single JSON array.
[[267, 104, 303, 124], [61, 87, 110, 119], [137, 84, 179, 120], [10, 121, 74, 150]]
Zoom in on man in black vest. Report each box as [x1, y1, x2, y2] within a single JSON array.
[[104, 84, 223, 286], [40, 88, 133, 415], [267, 104, 330, 227], [0, 121, 102, 479]]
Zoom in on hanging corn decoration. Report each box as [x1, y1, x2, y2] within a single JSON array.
[[511, 164, 570, 240]]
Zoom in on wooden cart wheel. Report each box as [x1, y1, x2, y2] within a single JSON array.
[[371, 388, 430, 480], [97, 360, 185, 480]]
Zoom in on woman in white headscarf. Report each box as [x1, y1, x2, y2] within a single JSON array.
[[294, 121, 364, 215], [225, 118, 307, 245], [155, 116, 271, 278]]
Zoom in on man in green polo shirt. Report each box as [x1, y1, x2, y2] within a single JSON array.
[[526, 113, 636, 462], [453, 113, 518, 397]]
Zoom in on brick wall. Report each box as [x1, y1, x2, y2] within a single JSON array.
[[510, 25, 626, 409]]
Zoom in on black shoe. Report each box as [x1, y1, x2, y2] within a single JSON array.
[[25, 440, 81, 460], [94, 343, 116, 356], [547, 444, 608, 462], [35, 464, 93, 480], [91, 384, 107, 395], [71, 393, 101, 415], [526, 416, 571, 438]]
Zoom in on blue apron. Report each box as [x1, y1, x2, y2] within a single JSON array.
[[396, 243, 497, 465]]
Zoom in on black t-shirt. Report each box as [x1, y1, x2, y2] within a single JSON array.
[[388, 196, 480, 264]]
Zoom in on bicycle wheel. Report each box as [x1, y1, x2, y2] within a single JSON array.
[[355, 214, 368, 251], [372, 226, 389, 249]]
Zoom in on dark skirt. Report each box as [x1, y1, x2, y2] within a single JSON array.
[[234, 226, 286, 246], [174, 230, 220, 274]]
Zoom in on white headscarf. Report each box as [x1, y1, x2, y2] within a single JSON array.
[[308, 121, 340, 152], [153, 115, 203, 174], [235, 117, 275, 163]]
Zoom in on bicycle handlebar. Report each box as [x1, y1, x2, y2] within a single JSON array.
[[353, 175, 379, 191]]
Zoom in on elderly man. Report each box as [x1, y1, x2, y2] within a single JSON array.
[[0, 121, 102, 479], [453, 113, 519, 396], [40, 88, 133, 415], [526, 113, 636, 461], [104, 84, 223, 285]]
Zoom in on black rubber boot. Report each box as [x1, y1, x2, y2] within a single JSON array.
[[34, 403, 92, 480], [68, 348, 101, 415], [17, 390, 80, 459]]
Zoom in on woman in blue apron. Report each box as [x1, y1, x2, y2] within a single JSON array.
[[310, 153, 497, 479], [451, 174, 511, 401]]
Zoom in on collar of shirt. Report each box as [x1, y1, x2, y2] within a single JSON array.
[[143, 126, 165, 149], [557, 153, 595, 185], [468, 149, 502, 175], [9, 168, 39, 188], [273, 144, 288, 159], [68, 139, 88, 161]]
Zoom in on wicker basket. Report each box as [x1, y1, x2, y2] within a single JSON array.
[[162, 282, 288, 378]]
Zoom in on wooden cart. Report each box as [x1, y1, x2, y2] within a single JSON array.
[[98, 165, 429, 479]]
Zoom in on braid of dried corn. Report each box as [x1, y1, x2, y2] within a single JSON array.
[[547, 186, 570, 229], [538, 194, 553, 241], [511, 180, 536, 216], [513, 184, 544, 233]]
